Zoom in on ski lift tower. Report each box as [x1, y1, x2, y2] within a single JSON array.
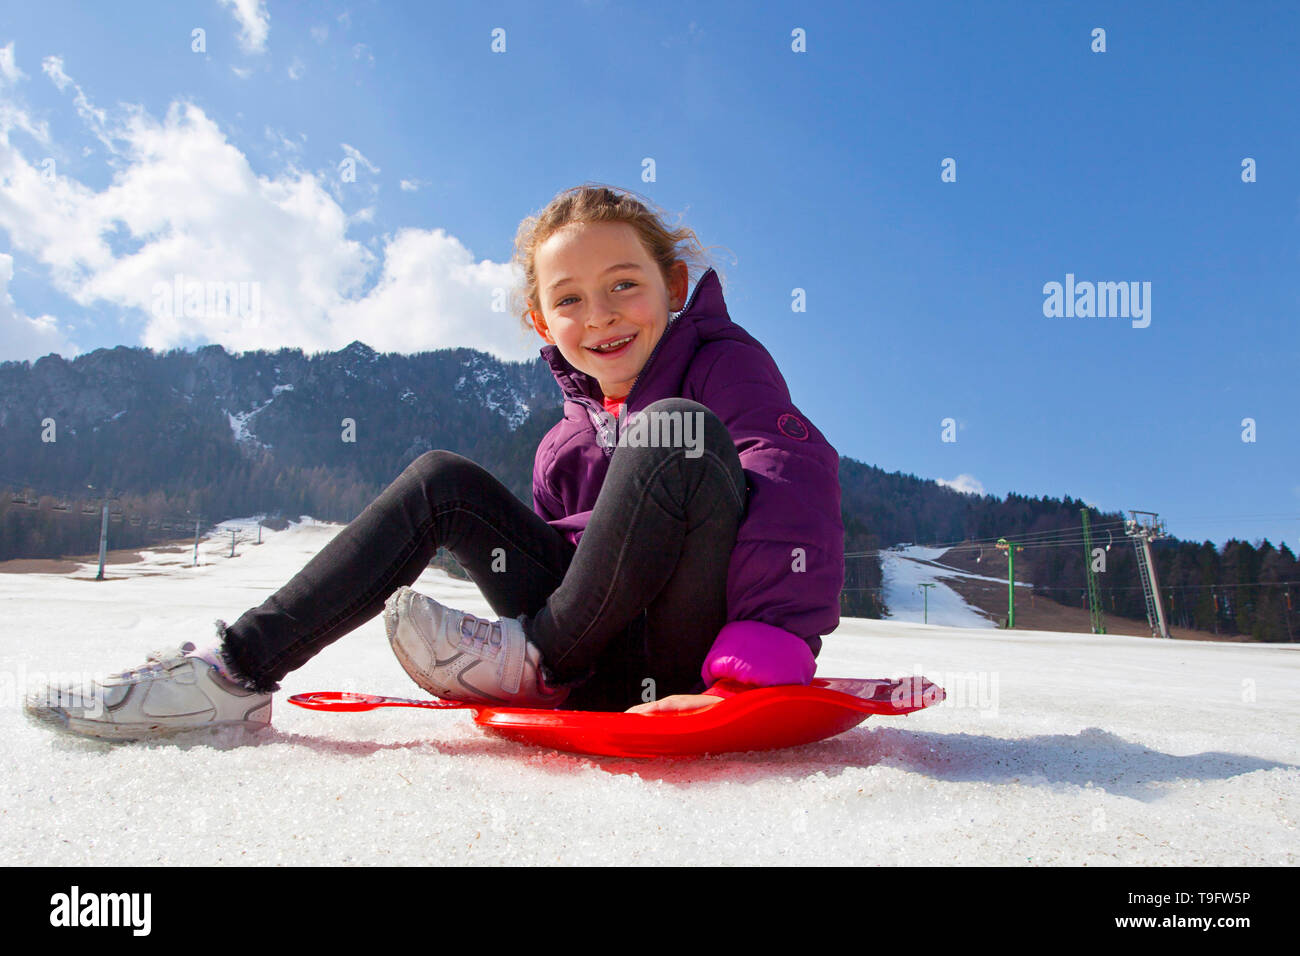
[[1125, 510, 1171, 639], [995, 537, 1024, 628], [1079, 508, 1106, 635]]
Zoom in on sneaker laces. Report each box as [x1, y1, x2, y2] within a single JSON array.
[[459, 616, 504, 651], [457, 614, 526, 695], [110, 641, 197, 681]]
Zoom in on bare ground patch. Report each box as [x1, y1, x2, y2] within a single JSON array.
[[931, 547, 1246, 643], [0, 538, 194, 575]]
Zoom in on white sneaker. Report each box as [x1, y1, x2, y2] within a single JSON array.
[[384, 586, 568, 707], [24, 642, 272, 742]]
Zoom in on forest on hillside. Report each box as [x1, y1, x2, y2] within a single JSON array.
[[1, 343, 1293, 642], [5, 462, 1293, 642]]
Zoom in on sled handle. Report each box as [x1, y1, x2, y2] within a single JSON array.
[[288, 691, 475, 713], [290, 679, 946, 716]]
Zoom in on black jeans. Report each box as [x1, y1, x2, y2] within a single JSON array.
[[220, 398, 747, 711]]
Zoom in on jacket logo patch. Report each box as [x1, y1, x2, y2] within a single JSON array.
[[777, 413, 809, 441]]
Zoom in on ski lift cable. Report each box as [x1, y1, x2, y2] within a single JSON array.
[[847, 522, 1131, 557], [1031, 580, 1298, 593], [845, 527, 1295, 560], [0, 474, 218, 525], [852, 513, 1300, 557], [917, 521, 1132, 551]]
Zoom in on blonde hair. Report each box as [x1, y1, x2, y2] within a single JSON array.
[[510, 182, 726, 332]]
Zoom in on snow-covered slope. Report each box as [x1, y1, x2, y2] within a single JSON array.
[[880, 544, 1044, 629], [1, 521, 1296, 865], [881, 546, 1008, 628]]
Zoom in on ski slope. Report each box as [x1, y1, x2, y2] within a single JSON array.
[[880, 545, 1018, 628], [1, 519, 1296, 866]]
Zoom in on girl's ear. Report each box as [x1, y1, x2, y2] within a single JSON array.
[[668, 260, 689, 312], [530, 309, 556, 344]]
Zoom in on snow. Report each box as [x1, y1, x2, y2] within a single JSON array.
[[881, 545, 1030, 628], [455, 355, 531, 429], [225, 403, 272, 448], [1, 520, 1296, 865]]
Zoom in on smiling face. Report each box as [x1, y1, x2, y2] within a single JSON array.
[[530, 221, 688, 399]]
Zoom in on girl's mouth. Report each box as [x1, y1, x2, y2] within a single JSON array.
[[586, 334, 635, 357]]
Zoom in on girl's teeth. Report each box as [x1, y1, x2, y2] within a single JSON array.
[[593, 336, 633, 352]]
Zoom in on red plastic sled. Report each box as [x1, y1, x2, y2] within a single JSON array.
[[289, 676, 944, 758]]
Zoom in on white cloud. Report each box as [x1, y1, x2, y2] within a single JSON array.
[[220, 0, 270, 54], [0, 41, 27, 86], [0, 72, 536, 362], [41, 56, 113, 153], [340, 142, 379, 174], [310, 24, 329, 44], [937, 474, 986, 496], [39, 55, 70, 91], [399, 179, 421, 192], [0, 253, 77, 361], [231, 65, 255, 80], [352, 43, 373, 65], [265, 126, 305, 159], [333, 228, 535, 360], [0, 46, 49, 146], [288, 56, 305, 80], [0, 102, 49, 146]]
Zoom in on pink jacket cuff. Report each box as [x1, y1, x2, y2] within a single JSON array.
[[701, 620, 817, 688]]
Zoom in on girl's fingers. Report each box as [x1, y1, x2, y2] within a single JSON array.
[[624, 694, 723, 714]]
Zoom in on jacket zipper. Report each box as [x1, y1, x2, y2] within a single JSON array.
[[578, 315, 680, 456], [566, 268, 713, 455]]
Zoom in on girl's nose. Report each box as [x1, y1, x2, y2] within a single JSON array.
[[586, 302, 619, 326]]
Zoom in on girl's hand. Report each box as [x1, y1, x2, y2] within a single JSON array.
[[625, 694, 724, 714]]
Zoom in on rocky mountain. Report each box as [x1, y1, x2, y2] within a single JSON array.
[[0, 340, 561, 505]]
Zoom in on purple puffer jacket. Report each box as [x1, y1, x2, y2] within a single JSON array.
[[531, 267, 844, 687]]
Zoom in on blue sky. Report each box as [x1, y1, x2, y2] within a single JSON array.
[[0, 0, 1296, 550]]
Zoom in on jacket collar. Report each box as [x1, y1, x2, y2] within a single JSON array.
[[539, 267, 728, 402]]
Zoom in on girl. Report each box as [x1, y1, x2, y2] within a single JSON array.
[[27, 184, 844, 740]]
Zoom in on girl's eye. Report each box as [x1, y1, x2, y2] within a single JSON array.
[[556, 280, 636, 307]]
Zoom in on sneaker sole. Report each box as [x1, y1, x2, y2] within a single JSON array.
[[25, 698, 272, 743]]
